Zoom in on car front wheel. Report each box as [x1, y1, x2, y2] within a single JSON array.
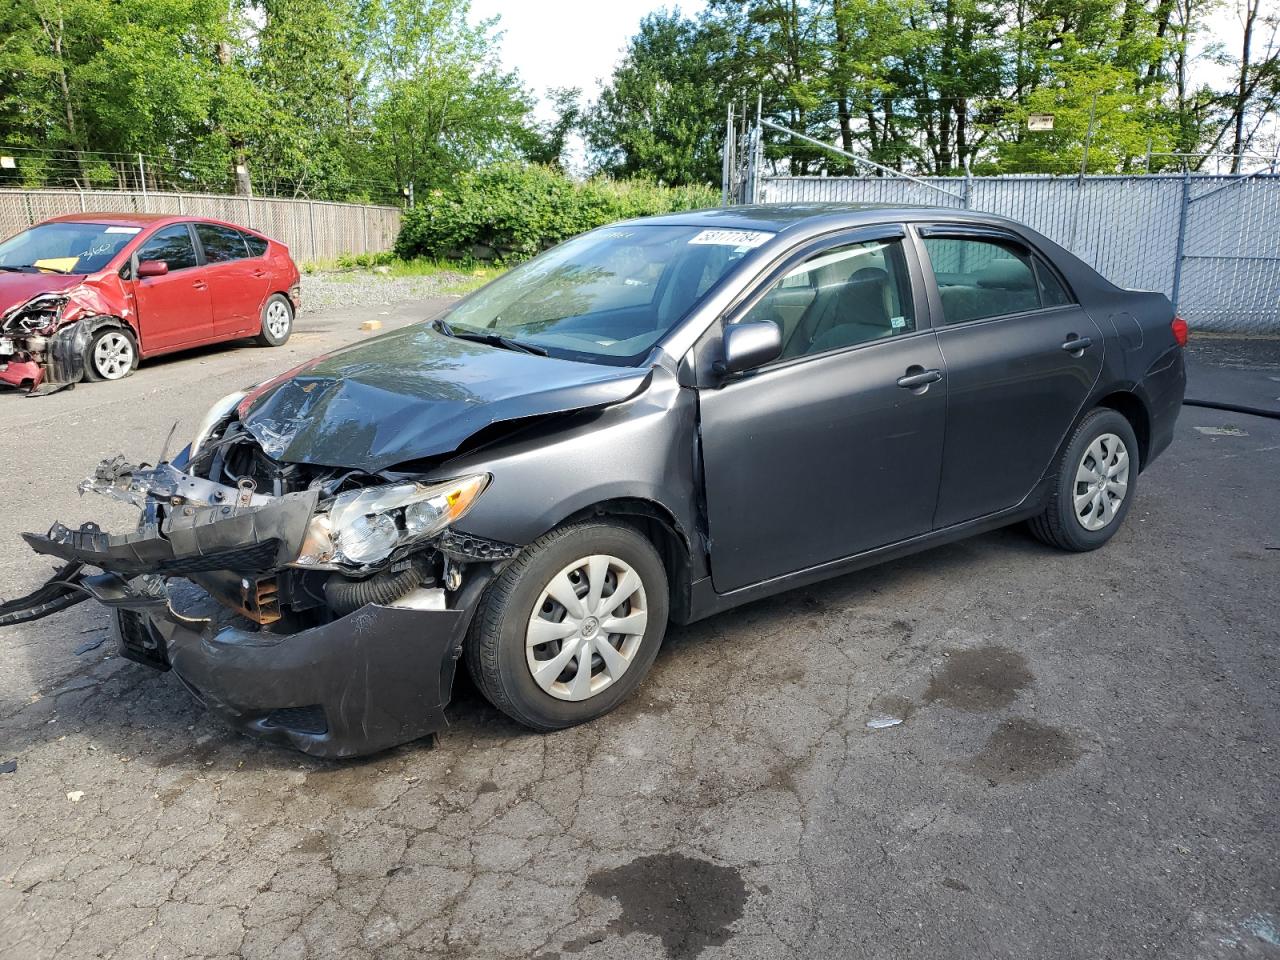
[[1029, 407, 1140, 552], [465, 521, 670, 731], [83, 327, 137, 382], [256, 294, 293, 346]]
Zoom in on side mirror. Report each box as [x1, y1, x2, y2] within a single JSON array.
[[717, 320, 782, 376], [137, 259, 169, 278]]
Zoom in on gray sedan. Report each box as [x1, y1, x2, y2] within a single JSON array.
[[2, 204, 1187, 757]]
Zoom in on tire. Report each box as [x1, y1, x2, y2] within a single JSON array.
[[256, 294, 293, 346], [465, 521, 670, 732], [1028, 407, 1140, 552], [83, 326, 138, 382]]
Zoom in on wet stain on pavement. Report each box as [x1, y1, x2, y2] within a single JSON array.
[[924, 645, 1033, 712], [578, 852, 747, 959], [969, 717, 1081, 784]]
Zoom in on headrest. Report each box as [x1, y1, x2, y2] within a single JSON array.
[[847, 266, 888, 285], [975, 259, 1034, 290]]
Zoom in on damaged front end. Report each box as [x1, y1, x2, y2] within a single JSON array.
[[0, 288, 115, 395], [3, 406, 519, 757]]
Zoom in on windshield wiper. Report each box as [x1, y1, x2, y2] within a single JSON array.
[[2, 263, 70, 275], [431, 318, 547, 356]]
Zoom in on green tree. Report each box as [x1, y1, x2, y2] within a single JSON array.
[[365, 0, 532, 193], [585, 10, 749, 185]]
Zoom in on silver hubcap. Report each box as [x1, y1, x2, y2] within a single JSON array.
[[526, 554, 648, 702], [265, 300, 291, 339], [1074, 433, 1129, 531], [93, 332, 133, 380]]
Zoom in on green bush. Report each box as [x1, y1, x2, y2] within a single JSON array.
[[395, 163, 720, 261]]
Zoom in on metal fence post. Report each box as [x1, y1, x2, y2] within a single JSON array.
[[308, 200, 317, 263], [1170, 169, 1191, 312], [963, 158, 973, 209]]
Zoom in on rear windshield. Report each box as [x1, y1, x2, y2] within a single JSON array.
[[444, 224, 773, 365], [0, 222, 141, 275]]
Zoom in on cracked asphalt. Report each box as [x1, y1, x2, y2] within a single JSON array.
[[1, 298, 1277, 960]]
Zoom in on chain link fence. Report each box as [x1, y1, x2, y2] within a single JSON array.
[[0, 189, 401, 264], [753, 172, 1280, 334]]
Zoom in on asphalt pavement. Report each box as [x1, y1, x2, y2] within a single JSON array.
[[0, 304, 1277, 960]]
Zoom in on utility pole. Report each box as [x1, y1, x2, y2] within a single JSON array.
[[1078, 93, 1098, 184], [137, 153, 147, 211]]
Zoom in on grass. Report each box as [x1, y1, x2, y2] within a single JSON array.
[[301, 253, 506, 293]]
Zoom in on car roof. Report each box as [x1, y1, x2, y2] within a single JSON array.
[[42, 212, 266, 234], [624, 202, 1011, 234]]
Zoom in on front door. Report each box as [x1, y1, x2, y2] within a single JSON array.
[[698, 230, 947, 594], [918, 230, 1105, 528], [129, 223, 213, 353]]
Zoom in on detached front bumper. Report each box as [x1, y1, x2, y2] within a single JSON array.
[[0, 359, 43, 389], [112, 575, 490, 758]]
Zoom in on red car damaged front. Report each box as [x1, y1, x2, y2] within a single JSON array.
[[0, 275, 127, 393]]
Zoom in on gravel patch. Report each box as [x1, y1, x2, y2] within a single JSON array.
[[300, 268, 477, 312]]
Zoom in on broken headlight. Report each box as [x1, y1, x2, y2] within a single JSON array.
[[293, 474, 490, 567], [190, 390, 248, 458]]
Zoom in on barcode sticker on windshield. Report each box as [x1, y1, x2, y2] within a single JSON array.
[[688, 229, 773, 249], [104, 227, 141, 235]]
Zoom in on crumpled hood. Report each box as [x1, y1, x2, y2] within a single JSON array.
[[0, 274, 85, 318], [238, 323, 652, 471]]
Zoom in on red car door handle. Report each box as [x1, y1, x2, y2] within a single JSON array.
[[193, 280, 208, 290], [252, 270, 267, 278], [897, 367, 943, 390]]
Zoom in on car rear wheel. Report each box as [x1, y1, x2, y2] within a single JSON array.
[[1028, 407, 1139, 552], [256, 294, 293, 347], [83, 327, 137, 382], [465, 521, 669, 731]]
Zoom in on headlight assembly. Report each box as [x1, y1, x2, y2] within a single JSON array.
[[293, 474, 490, 568], [189, 390, 247, 458]]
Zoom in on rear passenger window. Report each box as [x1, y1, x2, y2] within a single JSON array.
[[1034, 255, 1073, 306], [242, 232, 268, 257], [923, 237, 1040, 324], [195, 224, 249, 263], [738, 237, 916, 360]]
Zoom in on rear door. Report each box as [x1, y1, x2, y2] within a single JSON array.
[[193, 223, 270, 337], [697, 227, 948, 593], [128, 223, 214, 352], [916, 227, 1105, 528]]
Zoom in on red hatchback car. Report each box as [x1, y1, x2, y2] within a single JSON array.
[[0, 213, 300, 394]]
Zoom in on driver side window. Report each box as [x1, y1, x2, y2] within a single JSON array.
[[738, 238, 916, 360], [135, 224, 197, 272]]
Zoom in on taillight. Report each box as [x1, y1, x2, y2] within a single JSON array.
[[1171, 316, 1188, 347]]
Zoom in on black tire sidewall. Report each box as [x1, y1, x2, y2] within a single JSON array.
[[257, 294, 293, 346], [83, 326, 137, 382], [485, 523, 669, 729], [1051, 409, 1140, 550]]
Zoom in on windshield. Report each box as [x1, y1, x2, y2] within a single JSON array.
[[0, 222, 141, 275], [444, 224, 774, 364]]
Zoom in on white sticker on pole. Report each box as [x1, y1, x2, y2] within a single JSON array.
[[688, 229, 774, 250]]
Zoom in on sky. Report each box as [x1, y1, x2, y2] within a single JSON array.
[[469, 0, 705, 120]]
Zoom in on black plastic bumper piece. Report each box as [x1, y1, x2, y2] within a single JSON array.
[[115, 578, 489, 759]]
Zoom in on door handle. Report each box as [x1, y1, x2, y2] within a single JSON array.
[[897, 367, 943, 390], [252, 270, 267, 278], [193, 281, 208, 290], [1060, 335, 1093, 353]]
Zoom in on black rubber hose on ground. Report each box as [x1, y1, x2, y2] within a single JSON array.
[[1183, 398, 1280, 420], [323, 560, 429, 615]]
